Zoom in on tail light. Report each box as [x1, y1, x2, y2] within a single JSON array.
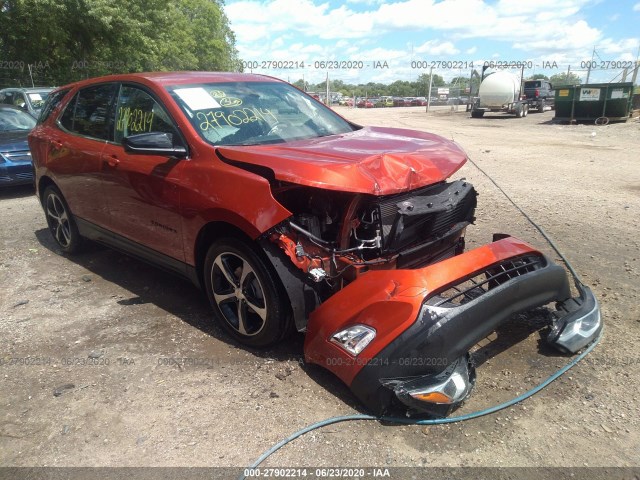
[[535, 88, 540, 97]]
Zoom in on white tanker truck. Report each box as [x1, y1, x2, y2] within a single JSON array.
[[471, 70, 529, 118]]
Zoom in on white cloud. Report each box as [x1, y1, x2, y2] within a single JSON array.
[[415, 40, 460, 56], [346, 0, 384, 4], [512, 20, 601, 53], [226, 0, 639, 83], [226, 0, 625, 51]]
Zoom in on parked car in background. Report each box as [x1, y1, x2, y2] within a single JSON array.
[[411, 97, 428, 106], [447, 97, 466, 105], [0, 105, 36, 186], [0, 87, 54, 119], [373, 97, 387, 108], [379, 96, 394, 107], [29, 72, 601, 418], [523, 80, 554, 112], [357, 98, 374, 108]]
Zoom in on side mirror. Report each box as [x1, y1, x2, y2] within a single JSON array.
[[123, 132, 188, 158]]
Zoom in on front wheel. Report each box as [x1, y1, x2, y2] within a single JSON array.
[[204, 238, 292, 347], [43, 186, 83, 253]]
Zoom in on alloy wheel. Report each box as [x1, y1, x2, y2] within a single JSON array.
[[46, 192, 72, 248], [210, 251, 267, 337]]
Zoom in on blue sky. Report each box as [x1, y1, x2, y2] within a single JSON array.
[[224, 0, 640, 85]]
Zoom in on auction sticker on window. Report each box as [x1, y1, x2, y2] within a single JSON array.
[[579, 88, 601, 101], [174, 87, 221, 110]]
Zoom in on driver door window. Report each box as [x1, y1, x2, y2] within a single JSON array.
[[114, 86, 180, 144]]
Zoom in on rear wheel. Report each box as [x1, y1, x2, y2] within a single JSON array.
[[204, 238, 292, 347], [43, 186, 83, 253], [523, 104, 529, 117], [515, 104, 523, 118], [538, 99, 545, 112]]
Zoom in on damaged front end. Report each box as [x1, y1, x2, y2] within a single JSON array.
[[303, 237, 601, 417], [259, 177, 600, 417]]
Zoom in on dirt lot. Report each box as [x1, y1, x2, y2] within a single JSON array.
[[1, 106, 639, 474]]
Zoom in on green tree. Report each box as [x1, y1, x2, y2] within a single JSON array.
[[529, 73, 550, 80], [0, 0, 239, 87], [449, 76, 469, 87], [550, 71, 582, 85]]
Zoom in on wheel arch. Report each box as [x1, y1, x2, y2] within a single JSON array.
[[37, 175, 57, 205], [193, 220, 318, 332], [193, 221, 253, 286]]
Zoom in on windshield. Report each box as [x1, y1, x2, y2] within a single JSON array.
[[28, 91, 51, 111], [0, 108, 37, 131], [167, 81, 355, 146]]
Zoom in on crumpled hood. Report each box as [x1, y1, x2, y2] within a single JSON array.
[[216, 126, 468, 195]]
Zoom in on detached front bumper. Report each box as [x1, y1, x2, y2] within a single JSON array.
[[304, 236, 602, 416]]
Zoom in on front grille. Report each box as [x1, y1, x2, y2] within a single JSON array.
[[15, 172, 33, 180], [375, 179, 476, 252], [2, 150, 32, 163], [426, 254, 544, 308]]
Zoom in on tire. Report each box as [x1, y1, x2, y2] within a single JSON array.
[[471, 110, 484, 118], [523, 104, 529, 117], [203, 238, 292, 347], [515, 104, 523, 118], [538, 99, 545, 113], [42, 186, 83, 253]]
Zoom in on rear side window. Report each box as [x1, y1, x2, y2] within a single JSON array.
[[59, 83, 118, 140], [38, 89, 70, 124], [114, 85, 180, 144]]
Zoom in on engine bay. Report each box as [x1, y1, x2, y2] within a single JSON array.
[[269, 179, 478, 292]]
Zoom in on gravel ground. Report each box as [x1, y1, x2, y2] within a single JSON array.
[[1, 106, 639, 474]]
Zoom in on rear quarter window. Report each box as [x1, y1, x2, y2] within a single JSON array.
[[58, 83, 118, 140], [38, 89, 70, 124]]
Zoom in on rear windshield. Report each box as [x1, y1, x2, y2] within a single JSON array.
[[525, 81, 541, 88]]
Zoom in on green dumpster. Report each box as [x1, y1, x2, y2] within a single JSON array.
[[554, 82, 634, 123]]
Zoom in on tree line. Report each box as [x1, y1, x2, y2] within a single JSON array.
[[0, 0, 239, 87]]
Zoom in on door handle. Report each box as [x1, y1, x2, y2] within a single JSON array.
[[106, 155, 120, 168]]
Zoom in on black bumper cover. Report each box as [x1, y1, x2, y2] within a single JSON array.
[[350, 255, 576, 416]]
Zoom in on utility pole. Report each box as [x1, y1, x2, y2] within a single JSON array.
[[28, 64, 35, 88], [586, 46, 595, 84], [426, 67, 433, 113], [325, 71, 329, 106], [631, 61, 639, 86]]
